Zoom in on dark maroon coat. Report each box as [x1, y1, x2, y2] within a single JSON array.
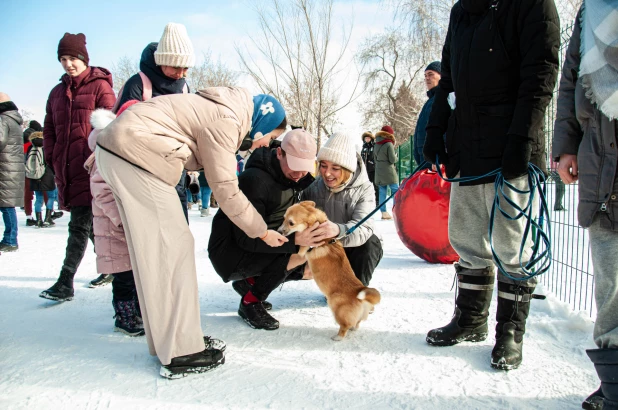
[[43, 67, 116, 210]]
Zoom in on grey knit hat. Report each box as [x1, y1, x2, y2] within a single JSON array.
[[425, 61, 441, 74], [317, 132, 357, 172], [154, 23, 195, 68]]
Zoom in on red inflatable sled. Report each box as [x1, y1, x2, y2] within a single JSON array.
[[392, 167, 459, 264]]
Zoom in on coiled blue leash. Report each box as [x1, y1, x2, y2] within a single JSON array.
[[344, 159, 551, 282], [433, 158, 552, 281]]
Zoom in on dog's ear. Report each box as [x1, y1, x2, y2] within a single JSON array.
[[299, 201, 316, 209]]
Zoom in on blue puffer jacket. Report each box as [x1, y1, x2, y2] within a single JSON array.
[[413, 87, 436, 166]]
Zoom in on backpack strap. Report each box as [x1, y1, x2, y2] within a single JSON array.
[[138, 71, 153, 101]]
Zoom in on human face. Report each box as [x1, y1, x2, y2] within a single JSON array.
[[364, 137, 372, 143], [60, 55, 87, 77], [424, 70, 441, 91], [319, 160, 345, 188], [277, 147, 308, 182], [250, 128, 285, 150], [161, 65, 189, 80]]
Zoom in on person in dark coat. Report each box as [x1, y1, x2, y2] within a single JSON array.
[[39, 32, 116, 301], [22, 120, 45, 226], [360, 131, 379, 205], [422, 0, 560, 370], [208, 129, 317, 331], [552, 4, 618, 408], [27, 132, 59, 227], [0, 93, 24, 252], [86, 23, 197, 291], [412, 61, 442, 168]]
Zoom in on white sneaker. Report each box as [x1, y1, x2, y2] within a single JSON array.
[[200, 208, 210, 217]]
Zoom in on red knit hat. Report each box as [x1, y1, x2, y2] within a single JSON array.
[[57, 33, 89, 65], [381, 125, 394, 135]]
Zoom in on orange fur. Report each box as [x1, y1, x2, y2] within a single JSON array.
[[279, 201, 381, 340]]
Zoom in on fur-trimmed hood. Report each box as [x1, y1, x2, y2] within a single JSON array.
[[375, 130, 395, 144], [362, 131, 374, 141], [29, 131, 44, 147]]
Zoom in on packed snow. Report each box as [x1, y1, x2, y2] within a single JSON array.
[[0, 204, 599, 409]]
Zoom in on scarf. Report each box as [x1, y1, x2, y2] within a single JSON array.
[[376, 139, 392, 145], [580, 0, 618, 120]]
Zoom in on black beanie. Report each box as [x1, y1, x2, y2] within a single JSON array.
[[29, 120, 42, 131], [425, 61, 441, 74]]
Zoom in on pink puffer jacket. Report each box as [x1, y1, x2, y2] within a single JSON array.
[[85, 109, 131, 274]]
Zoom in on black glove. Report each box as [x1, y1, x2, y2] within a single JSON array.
[[501, 134, 531, 180], [423, 131, 448, 166]]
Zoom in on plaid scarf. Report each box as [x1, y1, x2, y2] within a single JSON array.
[[580, 0, 618, 120]]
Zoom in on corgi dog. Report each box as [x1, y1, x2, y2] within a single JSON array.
[[278, 201, 381, 340]]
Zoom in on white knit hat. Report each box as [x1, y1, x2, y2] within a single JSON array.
[[154, 23, 195, 68], [317, 132, 358, 172]]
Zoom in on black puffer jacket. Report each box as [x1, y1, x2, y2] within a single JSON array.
[[208, 147, 314, 280], [425, 0, 560, 185], [116, 43, 189, 108], [0, 103, 24, 207], [552, 9, 618, 232]]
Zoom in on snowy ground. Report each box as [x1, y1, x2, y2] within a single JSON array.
[[0, 204, 599, 409]]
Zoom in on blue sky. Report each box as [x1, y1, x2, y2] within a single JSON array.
[[2, 0, 391, 133]]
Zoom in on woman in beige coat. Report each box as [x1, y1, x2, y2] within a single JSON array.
[[95, 87, 288, 379]]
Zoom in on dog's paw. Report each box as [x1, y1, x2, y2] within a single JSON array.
[[331, 335, 344, 341]]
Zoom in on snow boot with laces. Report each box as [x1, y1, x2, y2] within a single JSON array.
[[112, 299, 145, 336], [39, 269, 74, 301], [491, 282, 536, 370], [160, 346, 225, 379], [238, 301, 279, 330], [427, 267, 494, 346]]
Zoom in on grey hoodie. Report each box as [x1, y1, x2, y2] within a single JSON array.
[[302, 153, 376, 247]]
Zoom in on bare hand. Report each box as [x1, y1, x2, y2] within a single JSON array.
[[261, 230, 289, 247], [294, 222, 321, 247], [557, 154, 578, 184]]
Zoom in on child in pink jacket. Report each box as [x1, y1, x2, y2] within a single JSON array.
[[86, 101, 143, 336]]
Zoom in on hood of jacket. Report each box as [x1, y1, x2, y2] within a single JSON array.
[[196, 87, 253, 142], [375, 130, 395, 144], [60, 66, 114, 90], [460, 0, 491, 14], [245, 147, 314, 190], [140, 42, 188, 96], [2, 110, 22, 126]]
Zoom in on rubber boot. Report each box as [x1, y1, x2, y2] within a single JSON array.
[[587, 349, 618, 409], [491, 282, 535, 370], [427, 266, 494, 346]]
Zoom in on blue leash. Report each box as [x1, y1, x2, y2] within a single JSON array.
[[344, 159, 551, 282]]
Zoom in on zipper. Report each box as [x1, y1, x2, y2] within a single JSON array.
[[601, 202, 608, 212]]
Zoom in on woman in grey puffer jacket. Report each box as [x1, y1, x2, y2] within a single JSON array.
[[0, 93, 24, 252], [552, 4, 618, 409], [302, 132, 383, 286]]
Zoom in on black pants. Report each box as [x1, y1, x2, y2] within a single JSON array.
[[234, 252, 293, 301], [61, 206, 94, 277], [175, 170, 189, 223], [344, 234, 383, 286], [111, 270, 136, 301]]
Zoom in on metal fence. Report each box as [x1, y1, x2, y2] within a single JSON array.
[[396, 23, 596, 317]]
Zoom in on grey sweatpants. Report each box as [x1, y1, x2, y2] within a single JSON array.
[[96, 148, 204, 365], [449, 175, 538, 287], [588, 216, 618, 349]]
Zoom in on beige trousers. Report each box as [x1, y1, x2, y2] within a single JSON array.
[[95, 148, 203, 365]]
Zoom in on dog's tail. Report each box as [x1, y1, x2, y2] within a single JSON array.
[[357, 287, 381, 305]]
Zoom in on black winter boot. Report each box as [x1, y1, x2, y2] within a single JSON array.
[[426, 267, 494, 346], [491, 282, 535, 370], [582, 385, 605, 410], [51, 211, 64, 220], [238, 301, 279, 330], [160, 347, 225, 379], [112, 299, 145, 337], [89, 274, 114, 288], [39, 269, 75, 301], [232, 279, 273, 310], [43, 209, 55, 227], [35, 212, 44, 228], [587, 349, 618, 409]]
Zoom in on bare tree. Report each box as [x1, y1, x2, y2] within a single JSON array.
[[186, 52, 239, 90], [357, 30, 425, 144], [110, 56, 139, 94], [236, 0, 363, 146], [18, 108, 35, 129]]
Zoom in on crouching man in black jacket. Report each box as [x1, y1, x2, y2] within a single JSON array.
[[208, 129, 317, 330], [422, 0, 560, 370]]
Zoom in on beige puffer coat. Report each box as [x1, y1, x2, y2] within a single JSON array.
[[96, 87, 267, 238]]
